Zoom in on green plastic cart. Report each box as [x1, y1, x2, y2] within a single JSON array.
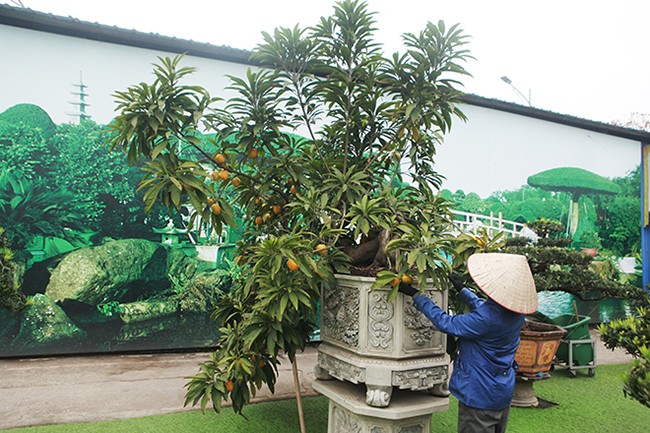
[[549, 314, 596, 377]]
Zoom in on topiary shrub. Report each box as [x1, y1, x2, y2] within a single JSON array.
[[0, 103, 56, 139]]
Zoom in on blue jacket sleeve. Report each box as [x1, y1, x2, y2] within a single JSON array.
[[412, 289, 490, 340], [459, 287, 484, 311]]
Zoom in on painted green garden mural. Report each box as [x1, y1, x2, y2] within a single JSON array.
[[0, 103, 239, 356], [0, 99, 644, 357]]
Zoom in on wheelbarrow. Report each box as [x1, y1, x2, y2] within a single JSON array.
[[550, 314, 596, 377]]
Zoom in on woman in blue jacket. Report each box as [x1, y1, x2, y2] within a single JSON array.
[[399, 253, 538, 433]]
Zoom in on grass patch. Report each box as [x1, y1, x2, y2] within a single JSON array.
[[6, 364, 649, 433]]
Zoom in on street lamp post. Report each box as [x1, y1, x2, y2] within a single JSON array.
[[501, 76, 532, 106]]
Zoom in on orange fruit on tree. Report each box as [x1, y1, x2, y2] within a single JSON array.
[[207, 197, 215, 205], [287, 258, 300, 271], [315, 244, 328, 255], [232, 177, 241, 187], [248, 148, 258, 159], [211, 171, 220, 181], [211, 203, 221, 216], [390, 277, 401, 287], [264, 212, 271, 221], [401, 274, 414, 285], [225, 380, 234, 392], [290, 184, 297, 195], [272, 204, 281, 215], [255, 216, 263, 225], [215, 153, 226, 165], [219, 170, 229, 181]]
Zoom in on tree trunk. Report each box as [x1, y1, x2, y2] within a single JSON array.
[[343, 236, 380, 267], [569, 199, 580, 237], [371, 228, 390, 267], [291, 357, 307, 433]]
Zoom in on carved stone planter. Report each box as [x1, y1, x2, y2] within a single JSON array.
[[316, 274, 449, 407]]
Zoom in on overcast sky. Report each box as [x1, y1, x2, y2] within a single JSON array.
[[4, 0, 650, 124]]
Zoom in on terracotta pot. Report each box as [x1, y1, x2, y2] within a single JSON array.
[[581, 247, 598, 257], [514, 320, 566, 376]]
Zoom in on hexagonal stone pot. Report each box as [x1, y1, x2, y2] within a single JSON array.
[[316, 274, 450, 407]]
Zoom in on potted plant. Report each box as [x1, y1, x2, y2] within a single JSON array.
[[107, 0, 472, 417], [576, 231, 601, 257]]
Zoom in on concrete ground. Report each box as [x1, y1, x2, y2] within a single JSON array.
[[0, 329, 632, 430]]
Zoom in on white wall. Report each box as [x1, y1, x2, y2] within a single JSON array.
[[0, 25, 250, 125], [435, 105, 640, 198]]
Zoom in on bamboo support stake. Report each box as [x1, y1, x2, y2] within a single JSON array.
[[292, 358, 307, 433], [573, 301, 580, 322]]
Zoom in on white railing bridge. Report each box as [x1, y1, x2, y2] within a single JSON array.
[[450, 210, 526, 238]]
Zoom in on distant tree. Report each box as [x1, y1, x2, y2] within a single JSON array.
[[439, 189, 454, 202], [593, 167, 640, 256], [458, 192, 487, 214], [0, 123, 57, 179], [485, 186, 568, 225], [452, 189, 466, 205], [51, 121, 140, 227], [50, 120, 175, 240], [612, 112, 650, 132]]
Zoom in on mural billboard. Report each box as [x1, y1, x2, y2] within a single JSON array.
[[0, 7, 644, 357], [0, 101, 243, 357]]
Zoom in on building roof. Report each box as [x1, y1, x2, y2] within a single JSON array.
[[2, 3, 650, 144], [0, 3, 252, 65]]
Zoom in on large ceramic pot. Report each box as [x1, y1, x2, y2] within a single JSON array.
[[515, 320, 566, 376], [511, 320, 566, 407], [315, 274, 449, 407]]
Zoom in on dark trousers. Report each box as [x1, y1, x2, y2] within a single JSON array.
[[457, 401, 511, 433]]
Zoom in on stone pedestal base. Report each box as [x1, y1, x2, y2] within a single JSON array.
[[511, 374, 550, 408], [316, 342, 449, 407], [313, 379, 448, 433]]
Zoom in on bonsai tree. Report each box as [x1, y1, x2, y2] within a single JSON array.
[[107, 0, 472, 418], [527, 167, 621, 238], [504, 219, 645, 302]]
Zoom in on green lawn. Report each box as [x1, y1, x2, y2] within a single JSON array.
[[6, 364, 649, 433]]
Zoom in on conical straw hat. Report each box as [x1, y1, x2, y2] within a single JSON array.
[[467, 253, 538, 314]]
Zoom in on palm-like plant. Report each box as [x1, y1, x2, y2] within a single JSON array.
[[0, 167, 88, 250], [107, 0, 472, 417]]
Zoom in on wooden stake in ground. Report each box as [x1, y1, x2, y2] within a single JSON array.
[[292, 357, 307, 433]]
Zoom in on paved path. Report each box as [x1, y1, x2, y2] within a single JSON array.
[[0, 330, 631, 430]]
